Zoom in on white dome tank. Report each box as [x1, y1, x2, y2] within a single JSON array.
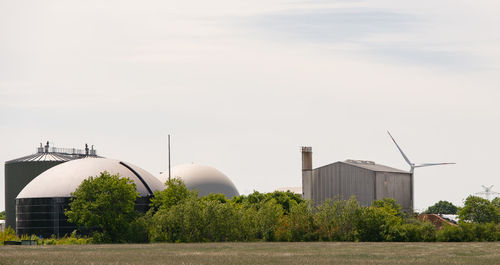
[[17, 157, 165, 199], [158, 164, 239, 198]]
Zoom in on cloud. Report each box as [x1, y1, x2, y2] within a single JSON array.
[[246, 7, 482, 70], [249, 8, 416, 42]]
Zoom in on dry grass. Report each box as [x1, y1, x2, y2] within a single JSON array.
[[1, 242, 499, 265]]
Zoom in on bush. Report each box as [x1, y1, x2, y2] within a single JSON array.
[[314, 197, 361, 241], [437, 223, 499, 242], [356, 199, 404, 242], [387, 221, 436, 242], [256, 200, 283, 241], [0, 227, 19, 244], [288, 202, 317, 241]]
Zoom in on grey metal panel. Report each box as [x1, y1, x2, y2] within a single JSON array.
[[375, 172, 412, 212], [312, 162, 375, 206], [338, 163, 375, 206], [4, 161, 64, 230]]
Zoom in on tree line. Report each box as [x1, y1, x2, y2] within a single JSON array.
[[63, 172, 500, 243]]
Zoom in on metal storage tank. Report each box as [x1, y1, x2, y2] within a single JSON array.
[[15, 157, 164, 237], [158, 164, 239, 199], [301, 147, 413, 212], [4, 142, 96, 230]]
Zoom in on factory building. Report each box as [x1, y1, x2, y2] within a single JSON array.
[[158, 164, 239, 199], [16, 157, 164, 237], [4, 142, 96, 230], [301, 147, 413, 212]]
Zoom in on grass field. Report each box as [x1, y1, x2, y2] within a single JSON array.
[[1, 242, 499, 265]]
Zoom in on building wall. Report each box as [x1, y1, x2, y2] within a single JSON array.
[[4, 161, 64, 230], [375, 172, 412, 212], [312, 162, 375, 206]]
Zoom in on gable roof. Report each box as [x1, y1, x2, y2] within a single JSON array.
[[316, 160, 409, 174]]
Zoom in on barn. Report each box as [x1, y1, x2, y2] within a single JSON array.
[[301, 147, 413, 212]]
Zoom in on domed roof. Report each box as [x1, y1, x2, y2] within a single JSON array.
[[17, 157, 165, 199], [158, 164, 239, 198]]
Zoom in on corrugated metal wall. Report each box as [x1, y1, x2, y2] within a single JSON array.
[[312, 162, 375, 206], [375, 172, 412, 211]]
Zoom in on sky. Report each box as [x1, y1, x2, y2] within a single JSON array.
[[1, 0, 499, 212]]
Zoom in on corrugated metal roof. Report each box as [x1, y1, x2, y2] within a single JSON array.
[[342, 160, 409, 173], [315, 160, 409, 174], [6, 153, 74, 163]]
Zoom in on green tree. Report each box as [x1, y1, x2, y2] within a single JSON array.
[[288, 201, 316, 241], [201, 199, 242, 241], [150, 178, 196, 212], [200, 193, 228, 203], [150, 197, 204, 242], [65, 171, 139, 243], [0, 211, 5, 220], [356, 198, 404, 241], [458, 196, 499, 224], [231, 191, 304, 214], [314, 197, 361, 241], [425, 200, 458, 214], [256, 200, 283, 241], [492, 197, 500, 209]]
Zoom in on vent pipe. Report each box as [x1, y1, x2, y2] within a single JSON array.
[[301, 146, 313, 200]]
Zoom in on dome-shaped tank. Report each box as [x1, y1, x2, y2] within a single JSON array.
[[15, 157, 164, 237], [4, 144, 84, 231], [158, 164, 239, 199]]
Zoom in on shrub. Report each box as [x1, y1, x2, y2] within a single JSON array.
[[314, 197, 361, 241]]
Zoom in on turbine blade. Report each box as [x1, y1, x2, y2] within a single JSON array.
[[387, 131, 412, 166], [414, 162, 456, 168]]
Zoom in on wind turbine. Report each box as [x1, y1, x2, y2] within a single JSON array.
[[475, 185, 500, 200], [387, 131, 456, 173]]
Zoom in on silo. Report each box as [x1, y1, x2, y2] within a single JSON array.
[[4, 146, 71, 230], [4, 142, 97, 231], [16, 157, 165, 237]]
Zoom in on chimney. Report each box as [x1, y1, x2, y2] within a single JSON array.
[[301, 146, 313, 200]]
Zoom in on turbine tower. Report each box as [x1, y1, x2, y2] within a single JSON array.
[[387, 131, 456, 173], [475, 185, 500, 200]]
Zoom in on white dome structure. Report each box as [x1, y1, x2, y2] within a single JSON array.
[[15, 157, 165, 237], [158, 164, 239, 198], [18, 157, 164, 199]]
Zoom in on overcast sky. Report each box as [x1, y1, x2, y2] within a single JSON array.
[[1, 0, 499, 212]]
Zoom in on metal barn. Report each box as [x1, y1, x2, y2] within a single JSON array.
[[301, 147, 413, 212]]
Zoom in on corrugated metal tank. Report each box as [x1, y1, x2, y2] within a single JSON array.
[[4, 152, 72, 231]]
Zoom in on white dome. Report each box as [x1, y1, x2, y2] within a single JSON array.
[[17, 157, 165, 199], [158, 164, 239, 198]]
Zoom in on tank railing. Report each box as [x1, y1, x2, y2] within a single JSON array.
[[36, 146, 97, 156]]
